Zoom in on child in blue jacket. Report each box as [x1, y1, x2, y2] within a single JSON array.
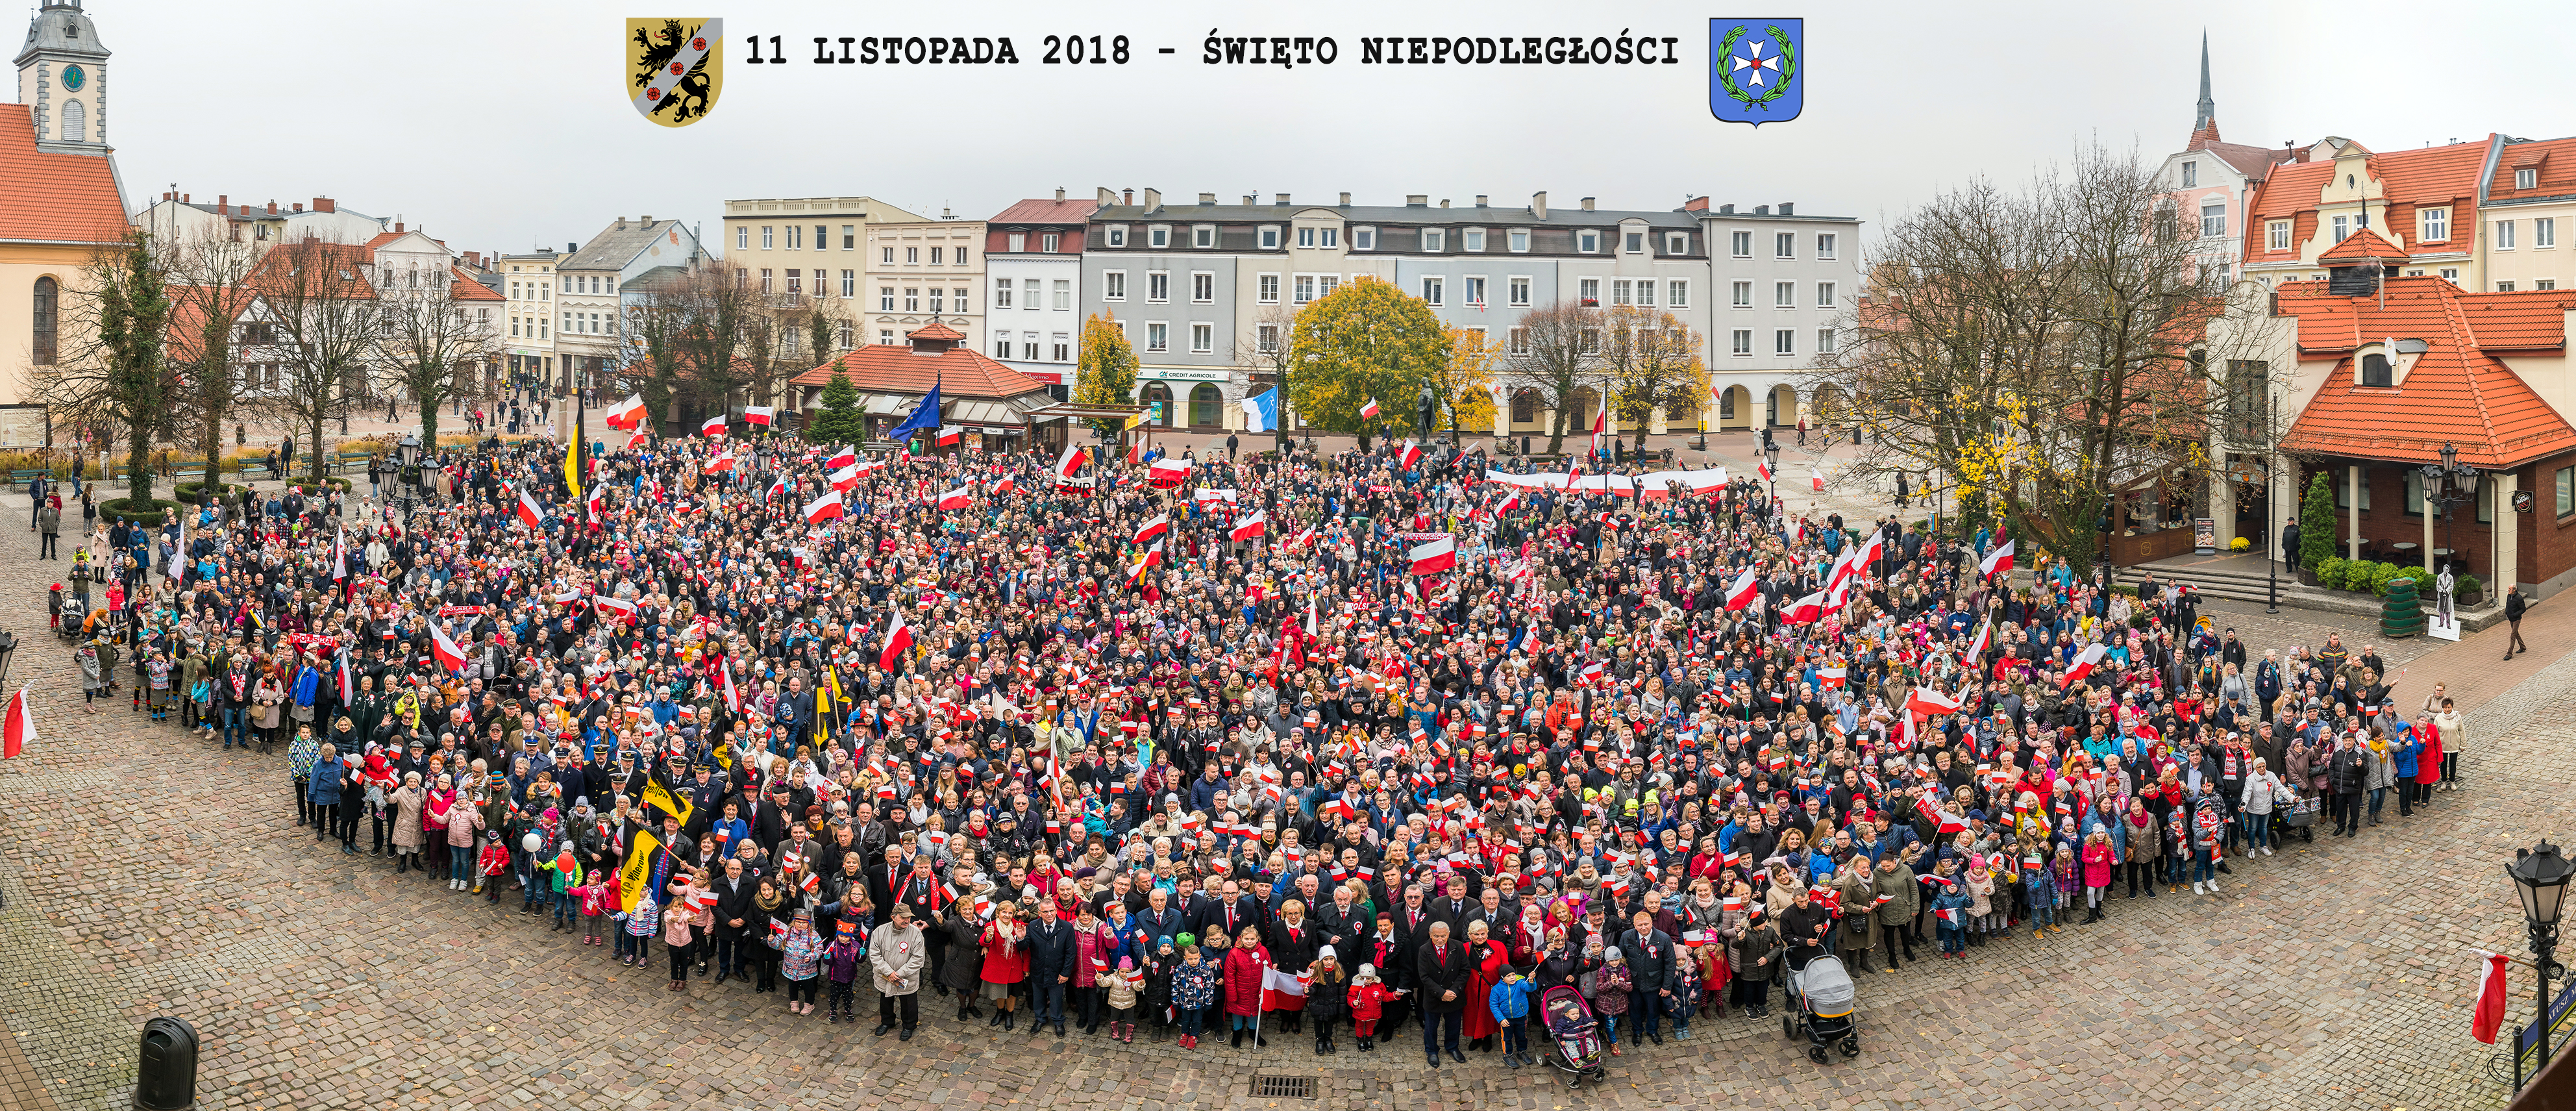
[[1488, 967, 1541, 1067]]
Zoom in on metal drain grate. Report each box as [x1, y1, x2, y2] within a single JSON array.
[[1250, 1074, 1317, 1099]]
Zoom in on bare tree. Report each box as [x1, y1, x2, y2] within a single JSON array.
[[156, 229, 263, 491], [32, 231, 175, 503], [1247, 303, 1300, 445], [1501, 299, 1603, 455], [255, 239, 388, 481], [378, 280, 500, 445], [628, 266, 762, 430]]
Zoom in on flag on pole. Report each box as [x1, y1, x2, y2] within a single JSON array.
[[565, 405, 586, 500], [1133, 513, 1170, 545], [604, 393, 649, 431], [1229, 510, 1267, 542], [890, 384, 943, 441], [1406, 535, 1456, 575], [515, 486, 546, 529], [721, 664, 741, 714], [878, 612, 914, 671], [1, 688, 32, 758], [429, 623, 470, 673], [1054, 445, 1088, 482], [1979, 538, 2016, 580], [1241, 388, 1279, 432], [336, 649, 354, 705], [826, 446, 858, 472], [803, 490, 845, 523], [1782, 590, 1827, 624], [1906, 686, 1962, 718], [1148, 458, 1191, 487], [2473, 951, 2512, 1043], [2062, 642, 2107, 688], [1359, 397, 1381, 421], [1400, 442, 1424, 471], [699, 415, 726, 438], [935, 425, 963, 447], [1724, 567, 1760, 611], [1259, 965, 1311, 1012], [618, 829, 663, 911], [1965, 620, 1990, 664], [935, 486, 973, 510], [741, 405, 775, 427]]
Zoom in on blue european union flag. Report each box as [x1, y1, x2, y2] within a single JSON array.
[[1710, 19, 1803, 126]]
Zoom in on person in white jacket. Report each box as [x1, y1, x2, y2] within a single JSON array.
[[2237, 758, 2292, 857], [871, 902, 928, 1038]]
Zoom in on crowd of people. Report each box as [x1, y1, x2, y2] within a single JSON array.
[[51, 416, 2474, 1069]]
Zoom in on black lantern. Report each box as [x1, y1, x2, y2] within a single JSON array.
[[2510, 841, 2574, 1088], [1763, 438, 1781, 503]]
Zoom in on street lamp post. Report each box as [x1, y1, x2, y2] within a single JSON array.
[[2421, 441, 2483, 590], [1763, 436, 1781, 514], [2509, 841, 2575, 1090], [2266, 390, 2281, 614]]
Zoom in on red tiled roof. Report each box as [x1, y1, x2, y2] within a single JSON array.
[[2278, 278, 2576, 468], [449, 268, 503, 301], [988, 197, 1097, 225], [906, 319, 963, 342], [363, 231, 404, 250], [162, 285, 256, 363], [245, 242, 380, 299], [2489, 137, 2576, 203], [2316, 227, 2407, 264], [789, 343, 1049, 399], [0, 105, 127, 243]]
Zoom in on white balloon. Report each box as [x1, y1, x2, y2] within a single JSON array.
[[522, 832, 543, 853]]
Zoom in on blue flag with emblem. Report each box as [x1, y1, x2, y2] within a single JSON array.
[[1709, 19, 1802, 125], [1241, 388, 1280, 433], [890, 384, 942, 440]]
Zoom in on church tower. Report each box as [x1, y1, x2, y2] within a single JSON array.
[[2192, 30, 2216, 136], [16, 0, 110, 155]]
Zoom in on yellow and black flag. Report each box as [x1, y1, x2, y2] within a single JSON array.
[[619, 828, 663, 912], [641, 765, 693, 827], [564, 404, 586, 501]]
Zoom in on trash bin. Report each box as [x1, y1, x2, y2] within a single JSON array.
[[134, 1017, 198, 1111]]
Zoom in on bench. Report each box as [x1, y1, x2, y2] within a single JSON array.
[[10, 468, 47, 490], [334, 452, 374, 475], [237, 462, 273, 482]]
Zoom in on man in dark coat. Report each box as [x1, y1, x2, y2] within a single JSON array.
[[1617, 910, 1678, 1046], [1415, 920, 1470, 1067], [1024, 906, 1076, 1037]]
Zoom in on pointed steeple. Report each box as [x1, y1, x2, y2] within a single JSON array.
[[2194, 30, 2216, 134]]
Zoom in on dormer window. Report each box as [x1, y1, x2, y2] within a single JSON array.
[[2360, 352, 2393, 388], [1463, 229, 1485, 252], [1577, 230, 1600, 253], [1104, 226, 1127, 248], [1261, 226, 1282, 250], [2519, 168, 2539, 190], [66, 19, 78, 38], [2421, 207, 2450, 242], [1193, 225, 1215, 249], [1148, 226, 1169, 249], [1422, 229, 1444, 253]]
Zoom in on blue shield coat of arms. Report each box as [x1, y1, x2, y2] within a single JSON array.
[[1710, 19, 1803, 125]]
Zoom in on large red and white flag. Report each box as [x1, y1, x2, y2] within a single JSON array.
[[1229, 510, 1268, 542], [1724, 567, 1761, 611], [802, 490, 845, 523], [586, 484, 606, 525], [721, 664, 741, 714], [1, 688, 31, 758], [1979, 538, 2016, 580], [1259, 965, 1311, 1012], [428, 623, 471, 673], [935, 486, 973, 510], [1148, 458, 1192, 487], [1811, 467, 1827, 492], [1407, 535, 1456, 575], [1782, 590, 1827, 624], [826, 446, 858, 472], [1965, 620, 1990, 663], [1400, 441, 1424, 471], [514, 486, 545, 529], [828, 464, 861, 492], [699, 415, 726, 438], [1289, 524, 1318, 549], [2061, 642, 2107, 688], [593, 595, 639, 623], [604, 393, 649, 431], [1054, 445, 1088, 481], [2473, 951, 2512, 1044], [1133, 513, 1170, 545], [701, 451, 735, 475], [878, 612, 914, 671], [1359, 398, 1381, 420], [741, 406, 774, 427], [1906, 686, 1962, 718]]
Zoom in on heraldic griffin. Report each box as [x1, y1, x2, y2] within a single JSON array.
[[633, 19, 714, 125]]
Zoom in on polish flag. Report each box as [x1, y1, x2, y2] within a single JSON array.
[[828, 464, 861, 492], [1259, 966, 1312, 1012], [1724, 567, 1761, 611], [686, 888, 720, 910], [1756, 460, 1772, 483], [1054, 445, 1088, 481], [1229, 510, 1268, 542], [1289, 525, 1317, 549], [1818, 664, 1846, 688], [593, 595, 638, 623], [514, 486, 545, 529], [2061, 642, 2107, 689], [1810, 467, 1826, 492], [1148, 458, 1192, 487], [802, 490, 845, 523], [1906, 686, 1963, 718], [2473, 951, 2512, 1043], [935, 486, 973, 510], [0, 688, 31, 758], [1359, 398, 1381, 420], [699, 415, 726, 438], [935, 425, 963, 447], [1400, 442, 1424, 471], [1406, 535, 1456, 575], [1781, 590, 1827, 624], [428, 623, 471, 673], [604, 393, 649, 431], [991, 475, 1016, 495], [586, 485, 606, 525], [878, 612, 914, 671], [1965, 620, 1990, 663], [721, 665, 741, 714], [826, 447, 858, 472], [1133, 514, 1170, 545], [1979, 538, 2015, 580], [701, 451, 735, 475], [741, 406, 774, 427]]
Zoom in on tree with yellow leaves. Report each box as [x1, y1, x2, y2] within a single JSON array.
[[1072, 310, 1140, 433], [1600, 306, 1709, 451], [1435, 325, 1500, 435], [1283, 277, 1448, 449]]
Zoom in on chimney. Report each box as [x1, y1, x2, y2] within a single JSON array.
[[1753, 205, 1770, 216], [1338, 192, 1351, 206], [312, 197, 335, 214], [293, 203, 304, 212], [1406, 195, 1428, 207], [1531, 192, 1548, 220], [217, 194, 227, 212], [1580, 197, 1595, 211], [1474, 195, 1488, 207], [1439, 199, 1450, 208], [1054, 188, 1066, 201], [1683, 196, 1709, 212], [395, 221, 404, 233], [617, 218, 628, 230], [1719, 204, 1734, 214], [1243, 195, 1256, 205], [1779, 203, 1794, 216], [1274, 193, 1291, 205], [1142, 188, 1161, 212], [1198, 192, 1217, 205], [267, 201, 277, 214], [568, 242, 578, 253], [182, 193, 190, 203], [1122, 188, 1134, 206], [1098, 186, 1120, 207]]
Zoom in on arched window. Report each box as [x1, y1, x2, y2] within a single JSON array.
[[2360, 353, 2392, 387], [31, 277, 57, 366], [1190, 384, 1222, 428], [60, 99, 84, 143], [1141, 382, 1174, 426]]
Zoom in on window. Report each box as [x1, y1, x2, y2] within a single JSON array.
[[1263, 226, 1283, 250], [1149, 227, 1170, 249], [1816, 233, 1836, 259], [1509, 277, 1531, 306], [2361, 352, 2393, 387], [927, 289, 943, 313], [781, 329, 799, 355], [1579, 328, 1599, 353], [1774, 329, 1796, 355], [1258, 273, 1280, 303], [1052, 280, 1071, 310], [2201, 203, 2227, 238], [1146, 322, 1167, 352], [1775, 281, 1795, 308], [1106, 226, 1127, 248], [879, 286, 895, 310], [1816, 281, 1836, 308], [784, 269, 802, 294], [2331, 216, 2349, 243], [903, 287, 919, 312], [1008, 234, 1027, 253], [1611, 279, 1633, 306], [953, 286, 970, 312], [1104, 271, 1126, 300], [906, 247, 919, 264], [1666, 232, 1689, 255], [1022, 279, 1039, 308], [1818, 327, 1837, 354], [1422, 229, 1446, 253], [736, 227, 749, 250], [1731, 231, 1752, 257], [2268, 221, 2291, 251], [932, 247, 947, 266], [2542, 280, 2559, 291], [1464, 229, 1485, 252], [1510, 229, 1530, 253], [1147, 271, 1170, 303], [1319, 275, 1338, 297], [1041, 232, 1060, 253], [994, 279, 1014, 310], [1296, 227, 1315, 249], [1052, 334, 1070, 362], [841, 270, 856, 298], [1668, 279, 1689, 308], [1624, 232, 1644, 254], [1194, 225, 1215, 249], [2405, 470, 2425, 516], [844, 225, 857, 249], [1507, 326, 1529, 355], [31, 275, 56, 365], [1420, 276, 1444, 306], [2423, 207, 2449, 242], [1732, 280, 1752, 307], [1191, 273, 1213, 303], [2540, 219, 2557, 248], [2498, 220, 2518, 250], [1578, 278, 1600, 305], [1257, 323, 1280, 354], [837, 323, 854, 349], [1464, 276, 1485, 306], [1577, 230, 1600, 253], [1730, 329, 1752, 356], [882, 247, 895, 264], [1189, 323, 1213, 353], [2499, 281, 2518, 292], [762, 226, 774, 249], [880, 329, 895, 345], [759, 268, 773, 293], [2442, 267, 2460, 284], [2181, 160, 2198, 188], [814, 225, 827, 251], [1775, 232, 1795, 258], [2558, 466, 2573, 518], [2479, 476, 2496, 525], [2520, 168, 2539, 191], [786, 225, 802, 249], [1511, 388, 1535, 421], [1294, 275, 1315, 303], [994, 333, 1013, 358]]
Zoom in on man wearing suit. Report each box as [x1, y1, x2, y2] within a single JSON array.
[[1133, 888, 1185, 953], [1361, 909, 1415, 1036], [1415, 920, 1470, 1067], [1426, 873, 1476, 938], [1311, 886, 1367, 958], [1393, 884, 1433, 943], [1618, 910, 1678, 1047], [1024, 908, 1075, 1037], [710, 856, 758, 985], [1202, 879, 1263, 944]]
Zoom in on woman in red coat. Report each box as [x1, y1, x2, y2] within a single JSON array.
[[1459, 919, 1509, 1049], [1221, 925, 1272, 1048], [979, 903, 1030, 1030]]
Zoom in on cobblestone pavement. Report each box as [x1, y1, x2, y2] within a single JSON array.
[[0, 488, 2560, 1111]]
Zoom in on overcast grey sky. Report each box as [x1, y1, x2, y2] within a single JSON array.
[[92, 0, 2576, 258]]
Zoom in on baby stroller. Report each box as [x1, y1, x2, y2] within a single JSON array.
[[1538, 984, 1607, 1087], [55, 594, 86, 640], [1781, 954, 1861, 1064]]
